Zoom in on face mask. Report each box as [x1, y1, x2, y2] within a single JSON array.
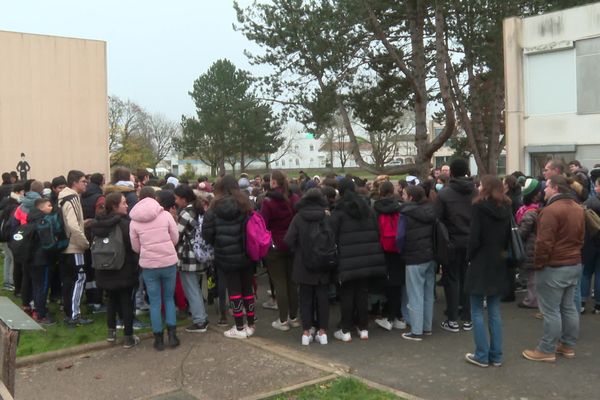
[[435, 183, 444, 191]]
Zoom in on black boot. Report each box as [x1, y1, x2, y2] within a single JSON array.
[[153, 332, 164, 351], [167, 325, 180, 348]]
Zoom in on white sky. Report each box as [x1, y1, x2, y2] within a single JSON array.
[[0, 0, 264, 121]]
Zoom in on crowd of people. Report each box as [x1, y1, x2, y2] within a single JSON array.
[[0, 158, 597, 368]]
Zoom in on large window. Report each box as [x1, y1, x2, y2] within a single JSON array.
[[525, 49, 576, 115], [576, 37, 600, 114]]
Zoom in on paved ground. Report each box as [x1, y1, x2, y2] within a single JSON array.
[[246, 273, 600, 400]]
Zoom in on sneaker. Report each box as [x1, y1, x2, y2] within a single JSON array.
[[356, 329, 369, 340], [217, 317, 229, 327], [374, 318, 392, 331], [122, 335, 140, 349], [581, 303, 586, 314], [262, 298, 278, 310], [133, 319, 149, 330], [69, 316, 93, 326], [333, 329, 351, 342], [556, 343, 575, 359], [224, 326, 248, 339], [402, 332, 423, 341], [315, 332, 328, 345], [2, 284, 14, 291], [423, 331, 432, 336], [272, 319, 290, 331], [462, 321, 473, 331], [245, 325, 256, 337], [35, 316, 56, 326], [465, 353, 489, 368], [135, 308, 149, 316], [90, 304, 106, 314], [301, 334, 313, 346], [491, 361, 503, 367], [107, 329, 117, 343], [186, 321, 209, 333], [309, 326, 317, 336], [288, 317, 302, 328], [116, 319, 124, 329], [392, 319, 407, 330], [522, 348, 556, 363], [440, 320, 460, 333]]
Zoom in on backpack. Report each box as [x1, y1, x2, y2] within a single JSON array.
[[193, 214, 215, 263], [91, 224, 125, 270], [8, 221, 38, 263], [433, 219, 453, 265], [302, 217, 338, 272], [0, 203, 18, 243], [584, 206, 600, 243], [378, 213, 400, 253], [395, 214, 408, 253], [245, 211, 272, 262], [36, 213, 69, 252]]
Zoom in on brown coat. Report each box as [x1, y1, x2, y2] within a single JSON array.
[[534, 194, 584, 269]]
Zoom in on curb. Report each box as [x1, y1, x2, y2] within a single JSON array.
[[240, 373, 340, 400]]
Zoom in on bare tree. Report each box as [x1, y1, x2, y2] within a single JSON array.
[[108, 95, 149, 167], [144, 114, 180, 175]]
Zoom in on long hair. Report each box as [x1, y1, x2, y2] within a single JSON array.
[[212, 175, 253, 213], [270, 170, 289, 200], [474, 175, 511, 207], [104, 192, 124, 214]]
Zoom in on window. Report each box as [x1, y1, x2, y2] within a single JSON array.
[[282, 160, 285, 166], [295, 159, 300, 166], [274, 161, 279, 167], [576, 37, 600, 114], [404, 157, 413, 164], [310, 145, 314, 152], [525, 49, 576, 115]]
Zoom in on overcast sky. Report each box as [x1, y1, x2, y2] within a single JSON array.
[[0, 0, 263, 121]]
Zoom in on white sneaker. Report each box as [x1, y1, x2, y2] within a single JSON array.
[[272, 319, 290, 331], [309, 326, 317, 336], [357, 329, 369, 340], [301, 334, 313, 346], [288, 317, 302, 328], [224, 326, 248, 339], [333, 329, 351, 342], [245, 325, 256, 337], [392, 319, 407, 330], [375, 318, 392, 331], [315, 332, 328, 345], [262, 298, 278, 310]]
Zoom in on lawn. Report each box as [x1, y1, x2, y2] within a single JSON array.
[[268, 377, 399, 400]]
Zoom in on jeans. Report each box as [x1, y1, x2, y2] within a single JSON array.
[[442, 247, 470, 321], [142, 265, 177, 333], [581, 248, 600, 304], [135, 272, 148, 309], [536, 265, 581, 353], [2, 243, 14, 286], [470, 295, 503, 364], [179, 271, 208, 325], [406, 261, 436, 335], [31, 265, 49, 318]]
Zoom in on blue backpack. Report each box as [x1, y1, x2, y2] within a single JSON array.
[[36, 213, 69, 252]]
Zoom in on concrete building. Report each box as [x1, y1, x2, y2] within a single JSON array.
[[0, 30, 109, 181], [504, 3, 600, 177]]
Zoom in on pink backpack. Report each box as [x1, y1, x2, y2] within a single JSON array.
[[246, 211, 272, 261]]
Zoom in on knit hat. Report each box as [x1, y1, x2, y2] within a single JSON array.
[[166, 176, 179, 187], [522, 178, 540, 197], [406, 175, 421, 186]]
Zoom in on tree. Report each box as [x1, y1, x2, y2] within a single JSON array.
[[145, 114, 180, 175], [320, 114, 350, 169], [108, 95, 149, 167]]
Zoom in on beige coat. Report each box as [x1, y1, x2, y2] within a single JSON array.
[[59, 186, 89, 254]]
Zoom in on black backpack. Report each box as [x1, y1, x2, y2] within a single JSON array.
[[433, 219, 453, 266], [0, 203, 18, 243], [91, 224, 126, 270], [8, 221, 38, 263], [301, 216, 338, 272]]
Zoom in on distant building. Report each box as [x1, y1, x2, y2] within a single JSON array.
[[504, 3, 600, 176]]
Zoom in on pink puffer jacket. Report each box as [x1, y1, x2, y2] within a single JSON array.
[[129, 197, 179, 268]]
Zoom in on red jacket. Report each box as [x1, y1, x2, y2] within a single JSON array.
[[260, 189, 299, 252], [14, 206, 28, 225]]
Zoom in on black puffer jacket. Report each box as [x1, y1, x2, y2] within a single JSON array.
[[465, 200, 511, 296], [89, 213, 139, 290], [284, 190, 330, 286], [435, 177, 476, 249], [81, 182, 104, 220], [373, 196, 401, 218], [202, 196, 254, 272], [331, 193, 386, 283], [27, 208, 49, 267], [400, 201, 436, 265]]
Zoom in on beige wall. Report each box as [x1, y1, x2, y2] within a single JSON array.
[[0, 30, 109, 182]]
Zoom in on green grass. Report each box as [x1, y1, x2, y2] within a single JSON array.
[[268, 377, 399, 400]]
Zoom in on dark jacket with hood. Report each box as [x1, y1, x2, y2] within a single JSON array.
[[0, 183, 12, 201], [104, 183, 137, 212], [399, 201, 436, 265], [27, 208, 50, 267], [465, 200, 511, 296], [90, 213, 139, 290], [435, 177, 476, 249], [284, 189, 330, 286], [260, 188, 299, 252], [202, 196, 255, 272], [331, 190, 386, 283], [81, 182, 105, 220]]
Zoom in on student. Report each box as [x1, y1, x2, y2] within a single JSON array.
[[59, 170, 92, 326], [399, 185, 437, 341], [331, 178, 387, 342], [0, 182, 24, 291], [90, 192, 140, 348], [104, 167, 138, 210], [129, 187, 180, 351], [202, 175, 256, 339], [174, 185, 209, 333], [284, 188, 331, 346], [464, 176, 512, 367]]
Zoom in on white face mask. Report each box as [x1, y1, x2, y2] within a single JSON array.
[[435, 183, 443, 192]]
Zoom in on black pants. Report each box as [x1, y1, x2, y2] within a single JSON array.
[[47, 254, 62, 302], [442, 247, 470, 321], [299, 283, 329, 331], [340, 279, 368, 333], [106, 288, 135, 336], [217, 267, 228, 317], [225, 268, 255, 329], [30, 265, 49, 318], [13, 260, 23, 296], [84, 251, 103, 304], [21, 262, 34, 308], [385, 286, 403, 321], [60, 254, 86, 319]]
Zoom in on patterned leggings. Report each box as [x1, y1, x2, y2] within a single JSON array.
[[225, 268, 255, 330]]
